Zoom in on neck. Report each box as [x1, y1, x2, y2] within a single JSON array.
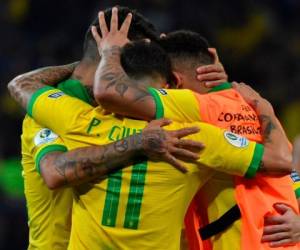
[[70, 60, 98, 87], [135, 75, 165, 89]]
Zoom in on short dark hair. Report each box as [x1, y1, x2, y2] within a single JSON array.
[[121, 41, 173, 84], [159, 30, 214, 69], [83, 6, 159, 62]]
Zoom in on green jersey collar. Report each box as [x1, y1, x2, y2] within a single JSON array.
[[57, 79, 93, 105], [208, 82, 232, 93]]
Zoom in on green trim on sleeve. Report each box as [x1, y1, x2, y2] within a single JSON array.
[[208, 82, 232, 93], [245, 143, 264, 178], [295, 188, 300, 199], [27, 86, 54, 117], [35, 144, 67, 174], [147, 88, 164, 119]]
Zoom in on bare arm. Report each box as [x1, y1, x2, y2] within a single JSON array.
[[7, 63, 77, 109], [233, 82, 292, 173], [40, 119, 204, 189], [92, 8, 156, 120], [293, 136, 300, 172], [92, 8, 228, 120]]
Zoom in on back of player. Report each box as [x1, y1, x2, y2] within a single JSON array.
[[188, 84, 297, 250], [147, 84, 298, 250], [28, 87, 263, 250], [22, 115, 72, 250]]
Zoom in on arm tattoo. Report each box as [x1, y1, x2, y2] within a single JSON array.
[[7, 63, 77, 109], [43, 126, 170, 187], [96, 46, 151, 103], [258, 114, 276, 143], [52, 133, 145, 186]]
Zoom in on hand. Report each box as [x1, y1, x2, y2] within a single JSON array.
[[196, 48, 228, 88], [91, 7, 132, 54], [232, 81, 273, 114], [142, 119, 204, 173], [262, 203, 300, 247]]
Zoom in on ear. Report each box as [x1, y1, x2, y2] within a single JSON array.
[[172, 71, 184, 89]]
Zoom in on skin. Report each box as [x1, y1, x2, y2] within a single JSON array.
[[41, 119, 204, 189], [92, 8, 292, 174], [7, 65, 207, 188], [261, 136, 300, 247], [7, 10, 227, 190]]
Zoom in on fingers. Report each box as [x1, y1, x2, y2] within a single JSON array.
[[197, 64, 224, 74], [197, 72, 227, 82], [263, 224, 290, 235], [264, 215, 286, 225], [147, 118, 172, 128], [110, 7, 118, 32], [208, 47, 219, 63], [91, 26, 101, 45], [261, 232, 289, 243], [98, 11, 108, 37], [164, 153, 187, 173], [269, 239, 293, 247], [120, 13, 132, 35], [169, 127, 200, 139], [175, 139, 205, 151], [273, 203, 292, 214], [204, 80, 227, 88], [170, 147, 200, 160]]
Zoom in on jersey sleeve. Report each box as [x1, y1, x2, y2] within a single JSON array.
[[27, 86, 93, 136], [22, 116, 67, 174], [148, 88, 202, 122], [290, 170, 300, 199], [192, 122, 264, 178]]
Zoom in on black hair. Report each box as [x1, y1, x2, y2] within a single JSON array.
[[83, 6, 159, 62], [121, 40, 173, 85], [159, 30, 214, 69]]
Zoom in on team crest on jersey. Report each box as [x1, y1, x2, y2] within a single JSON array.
[[158, 89, 168, 95], [34, 128, 58, 146], [48, 92, 65, 98], [224, 131, 249, 148]]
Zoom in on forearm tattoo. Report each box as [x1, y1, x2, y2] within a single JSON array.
[[97, 46, 150, 103], [45, 126, 169, 186], [8, 63, 77, 109], [52, 133, 144, 185], [258, 114, 276, 143]]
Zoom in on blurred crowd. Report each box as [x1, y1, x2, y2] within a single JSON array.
[[0, 0, 300, 249]]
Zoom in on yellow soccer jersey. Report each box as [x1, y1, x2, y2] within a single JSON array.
[[22, 115, 73, 250], [27, 87, 264, 250]]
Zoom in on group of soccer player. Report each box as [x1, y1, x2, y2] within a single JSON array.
[[7, 5, 300, 250]]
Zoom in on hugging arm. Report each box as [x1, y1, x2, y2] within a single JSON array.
[[233, 82, 292, 173], [7, 63, 77, 109], [40, 119, 204, 189]]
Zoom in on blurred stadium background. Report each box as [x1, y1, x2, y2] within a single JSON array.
[[0, 0, 300, 249]]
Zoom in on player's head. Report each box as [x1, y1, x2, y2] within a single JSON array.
[[159, 30, 214, 92], [83, 6, 159, 63], [121, 40, 173, 88]]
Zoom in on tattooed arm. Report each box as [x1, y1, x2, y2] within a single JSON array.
[[94, 46, 156, 120], [39, 119, 203, 189], [233, 82, 292, 173], [90, 8, 156, 120], [7, 63, 77, 109]]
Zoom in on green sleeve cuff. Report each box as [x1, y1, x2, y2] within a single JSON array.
[[295, 188, 300, 199], [245, 143, 264, 178], [147, 88, 164, 119], [27, 86, 54, 117], [35, 144, 67, 174]]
